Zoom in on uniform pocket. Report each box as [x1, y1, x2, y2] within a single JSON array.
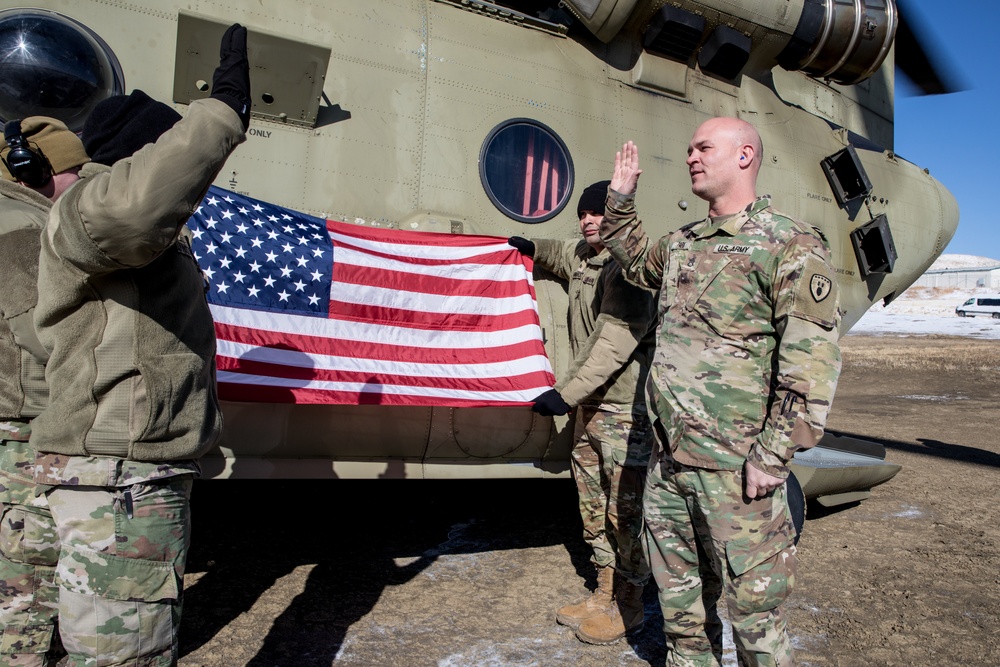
[[724, 528, 795, 614], [56, 545, 180, 603], [689, 258, 757, 337], [0, 505, 59, 566]]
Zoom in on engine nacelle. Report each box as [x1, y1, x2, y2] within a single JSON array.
[[560, 0, 897, 85]]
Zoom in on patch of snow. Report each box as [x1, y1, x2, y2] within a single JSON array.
[[927, 254, 1000, 270], [849, 279, 1000, 339]]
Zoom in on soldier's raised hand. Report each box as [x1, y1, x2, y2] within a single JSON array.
[[211, 24, 252, 130], [610, 140, 642, 196]]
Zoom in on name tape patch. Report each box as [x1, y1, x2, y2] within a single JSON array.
[[714, 244, 753, 255]]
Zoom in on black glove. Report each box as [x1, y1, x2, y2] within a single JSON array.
[[531, 389, 571, 417], [211, 24, 252, 130], [508, 236, 535, 258]]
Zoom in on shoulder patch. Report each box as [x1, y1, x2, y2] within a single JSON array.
[[792, 253, 838, 329], [809, 273, 833, 302]]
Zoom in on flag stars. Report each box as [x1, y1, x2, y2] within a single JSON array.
[[189, 188, 333, 315]]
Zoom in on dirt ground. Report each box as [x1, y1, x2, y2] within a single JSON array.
[[171, 334, 999, 666]]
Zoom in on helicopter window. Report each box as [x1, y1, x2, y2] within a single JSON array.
[[0, 9, 124, 131], [480, 119, 573, 223]]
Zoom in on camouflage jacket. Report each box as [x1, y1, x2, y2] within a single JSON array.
[[600, 190, 841, 477], [0, 179, 50, 421], [532, 238, 656, 409], [32, 98, 244, 476]]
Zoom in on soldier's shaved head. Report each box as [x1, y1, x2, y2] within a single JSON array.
[[686, 117, 763, 217]]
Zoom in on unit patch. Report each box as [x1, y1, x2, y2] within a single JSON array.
[[714, 244, 753, 255], [809, 273, 833, 302]]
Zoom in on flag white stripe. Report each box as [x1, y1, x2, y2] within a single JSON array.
[[329, 231, 513, 261], [334, 283, 538, 316], [334, 246, 531, 283], [210, 304, 545, 349]]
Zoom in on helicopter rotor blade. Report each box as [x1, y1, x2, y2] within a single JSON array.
[[895, 0, 966, 95]]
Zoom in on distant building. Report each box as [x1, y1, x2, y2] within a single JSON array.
[[913, 265, 1000, 289]]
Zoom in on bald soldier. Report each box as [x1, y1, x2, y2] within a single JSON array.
[[599, 119, 841, 666]]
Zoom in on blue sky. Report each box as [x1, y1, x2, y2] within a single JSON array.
[[894, 0, 997, 259]]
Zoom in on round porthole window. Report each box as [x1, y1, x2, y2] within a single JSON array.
[[480, 119, 574, 223]]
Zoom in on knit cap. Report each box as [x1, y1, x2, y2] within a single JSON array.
[[82, 89, 182, 166], [577, 180, 610, 217]]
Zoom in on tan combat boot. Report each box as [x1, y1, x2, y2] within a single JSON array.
[[574, 574, 644, 644], [555, 565, 614, 629]]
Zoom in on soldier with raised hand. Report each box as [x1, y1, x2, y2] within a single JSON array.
[[508, 180, 657, 645], [599, 120, 842, 666], [0, 117, 89, 666], [28, 24, 250, 666]]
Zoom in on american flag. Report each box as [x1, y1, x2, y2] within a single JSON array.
[[186, 186, 556, 407]]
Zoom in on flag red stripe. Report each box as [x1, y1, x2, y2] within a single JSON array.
[[332, 262, 533, 298], [219, 383, 536, 407], [327, 301, 542, 331], [327, 219, 515, 248]]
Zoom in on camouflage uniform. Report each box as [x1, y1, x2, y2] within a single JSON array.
[[30, 98, 244, 666], [0, 178, 59, 666], [532, 238, 656, 584], [600, 190, 841, 666]]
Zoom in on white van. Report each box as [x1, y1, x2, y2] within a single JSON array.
[[955, 295, 1000, 319]]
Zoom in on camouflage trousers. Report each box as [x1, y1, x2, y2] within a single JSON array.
[[643, 458, 796, 667], [45, 476, 193, 667], [571, 406, 653, 584], [0, 434, 60, 667]]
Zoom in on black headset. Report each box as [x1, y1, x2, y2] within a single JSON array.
[[1, 120, 53, 187]]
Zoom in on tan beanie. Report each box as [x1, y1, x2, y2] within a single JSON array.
[[0, 116, 89, 182]]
